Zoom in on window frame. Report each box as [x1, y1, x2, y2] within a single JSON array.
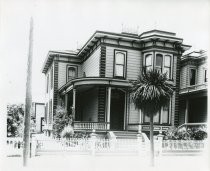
[[155, 54, 163, 73], [164, 55, 172, 79], [142, 100, 171, 125], [145, 53, 153, 72], [189, 68, 197, 86], [66, 65, 78, 82], [113, 50, 127, 79]]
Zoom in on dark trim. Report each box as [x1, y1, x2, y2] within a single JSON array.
[[113, 49, 127, 79], [54, 59, 81, 64], [66, 65, 78, 83], [53, 60, 59, 118], [174, 54, 181, 126], [141, 45, 179, 54], [98, 86, 106, 122], [140, 34, 183, 41], [100, 46, 106, 77]]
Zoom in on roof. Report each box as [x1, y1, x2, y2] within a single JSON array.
[[181, 50, 207, 61], [42, 30, 191, 73]]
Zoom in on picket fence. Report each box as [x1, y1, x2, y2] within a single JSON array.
[[6, 136, 207, 157]]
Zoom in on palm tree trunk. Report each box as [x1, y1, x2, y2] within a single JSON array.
[[150, 112, 154, 167]]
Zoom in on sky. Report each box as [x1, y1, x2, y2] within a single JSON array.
[[0, 0, 209, 104]]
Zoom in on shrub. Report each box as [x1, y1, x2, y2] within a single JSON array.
[[163, 126, 207, 140]]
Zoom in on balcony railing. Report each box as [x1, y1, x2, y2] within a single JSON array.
[[180, 83, 207, 94], [73, 121, 110, 130]]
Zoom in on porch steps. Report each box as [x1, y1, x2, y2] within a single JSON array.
[[112, 131, 139, 139]]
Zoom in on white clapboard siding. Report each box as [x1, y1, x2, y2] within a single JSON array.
[[180, 65, 188, 88], [106, 47, 142, 80], [197, 63, 207, 85], [81, 47, 100, 77]]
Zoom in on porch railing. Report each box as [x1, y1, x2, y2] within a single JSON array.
[[73, 122, 110, 130]]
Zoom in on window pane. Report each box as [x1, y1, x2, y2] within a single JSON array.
[[115, 65, 124, 77], [146, 55, 152, 66], [190, 69, 196, 85], [146, 66, 152, 71], [156, 54, 163, 67], [162, 106, 169, 123], [153, 111, 160, 123], [144, 115, 150, 122], [115, 53, 125, 65], [68, 67, 76, 80], [165, 55, 171, 67], [164, 68, 170, 78]]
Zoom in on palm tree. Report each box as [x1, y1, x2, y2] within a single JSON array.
[[130, 69, 174, 166]]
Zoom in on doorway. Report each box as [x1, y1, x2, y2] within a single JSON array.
[[110, 89, 125, 130]]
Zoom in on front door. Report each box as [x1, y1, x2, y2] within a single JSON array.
[[110, 89, 125, 130]]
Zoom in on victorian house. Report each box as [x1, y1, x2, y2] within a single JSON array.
[[41, 30, 207, 136]]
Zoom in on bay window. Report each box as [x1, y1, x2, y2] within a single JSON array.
[[114, 50, 126, 78]]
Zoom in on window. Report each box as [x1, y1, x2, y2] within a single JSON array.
[[114, 51, 126, 78], [143, 103, 170, 124], [51, 67, 53, 89], [49, 100, 52, 124], [155, 54, 163, 73], [204, 69, 208, 82], [145, 54, 152, 71], [164, 55, 171, 79], [190, 69, 196, 85], [143, 110, 161, 124], [46, 75, 49, 93], [67, 66, 77, 81]]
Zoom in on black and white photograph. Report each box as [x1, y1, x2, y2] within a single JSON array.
[[0, 0, 209, 170]]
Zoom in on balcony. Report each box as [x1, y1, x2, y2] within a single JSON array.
[[180, 83, 207, 94], [73, 121, 110, 131]]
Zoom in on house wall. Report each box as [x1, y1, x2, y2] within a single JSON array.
[[58, 62, 82, 89], [197, 61, 207, 85], [105, 47, 142, 80], [77, 88, 98, 122], [81, 47, 101, 77], [44, 63, 54, 128]]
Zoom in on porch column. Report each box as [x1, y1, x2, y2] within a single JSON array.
[[72, 88, 76, 119], [185, 99, 189, 123], [65, 93, 68, 111], [107, 87, 111, 129]]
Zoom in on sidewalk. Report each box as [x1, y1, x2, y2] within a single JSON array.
[[1, 154, 209, 171]]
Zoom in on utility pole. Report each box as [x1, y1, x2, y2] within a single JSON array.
[[23, 17, 33, 167]]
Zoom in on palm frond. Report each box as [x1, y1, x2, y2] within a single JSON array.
[[130, 69, 174, 116]]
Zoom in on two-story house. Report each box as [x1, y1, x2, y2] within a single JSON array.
[[42, 30, 192, 136], [179, 50, 208, 125]]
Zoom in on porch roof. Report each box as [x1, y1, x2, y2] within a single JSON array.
[[59, 77, 131, 95]]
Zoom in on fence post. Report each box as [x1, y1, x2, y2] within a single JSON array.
[[137, 130, 143, 156], [157, 131, 164, 157], [90, 129, 97, 156], [30, 134, 37, 157]]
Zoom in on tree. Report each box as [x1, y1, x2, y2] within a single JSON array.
[[7, 104, 24, 137], [130, 69, 174, 166], [53, 106, 74, 138]]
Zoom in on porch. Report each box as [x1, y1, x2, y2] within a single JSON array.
[[59, 77, 130, 131]]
